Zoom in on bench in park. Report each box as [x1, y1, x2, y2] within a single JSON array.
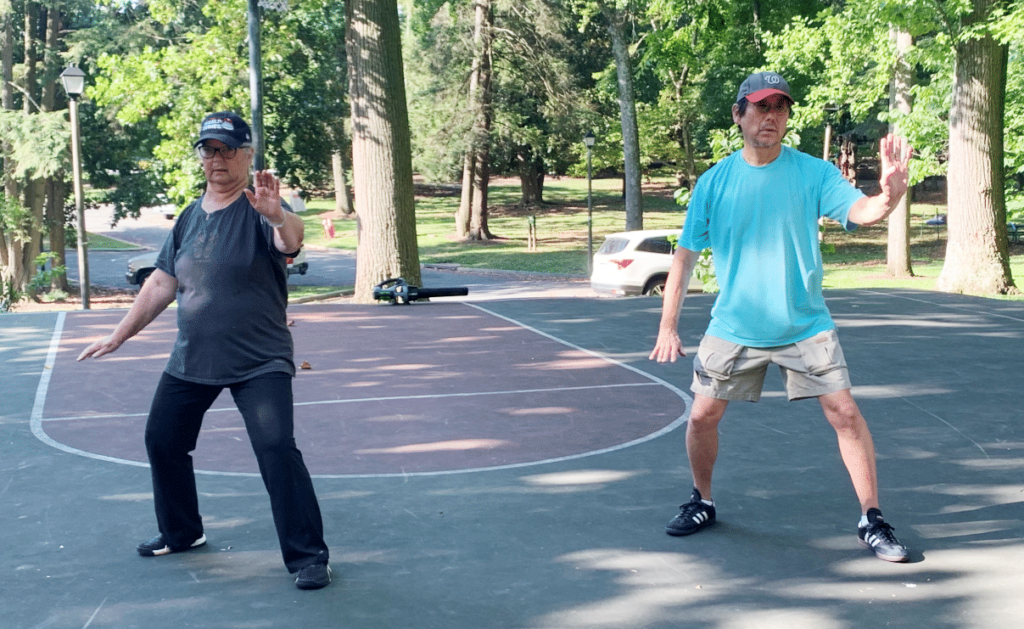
[[923, 215, 1021, 245]]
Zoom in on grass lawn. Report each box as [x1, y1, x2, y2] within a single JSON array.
[[81, 232, 145, 250], [302, 177, 699, 274], [298, 176, 1024, 300]]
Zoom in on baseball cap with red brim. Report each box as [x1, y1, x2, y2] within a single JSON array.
[[736, 71, 794, 104]]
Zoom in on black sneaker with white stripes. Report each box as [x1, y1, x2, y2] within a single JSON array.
[[136, 533, 207, 557], [665, 488, 716, 536], [858, 508, 909, 562]]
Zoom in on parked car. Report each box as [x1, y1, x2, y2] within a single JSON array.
[[126, 248, 308, 286], [590, 229, 703, 296]]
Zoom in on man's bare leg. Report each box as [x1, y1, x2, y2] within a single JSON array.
[[818, 389, 879, 513], [687, 394, 730, 500]]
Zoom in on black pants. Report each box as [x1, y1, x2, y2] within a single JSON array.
[[144, 371, 328, 572]]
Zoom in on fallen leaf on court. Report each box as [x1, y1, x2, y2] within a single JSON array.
[[288, 320, 295, 326], [300, 361, 311, 369]]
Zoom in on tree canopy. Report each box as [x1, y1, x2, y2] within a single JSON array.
[[2, 0, 1021, 297]]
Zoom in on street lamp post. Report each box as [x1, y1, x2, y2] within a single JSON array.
[[583, 131, 596, 276], [60, 65, 89, 310], [247, 0, 267, 171]]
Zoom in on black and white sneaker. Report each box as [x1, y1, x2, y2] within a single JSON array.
[[137, 533, 207, 557], [666, 488, 716, 536], [858, 508, 909, 563]]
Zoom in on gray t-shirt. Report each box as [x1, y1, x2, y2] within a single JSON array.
[[155, 192, 296, 385]]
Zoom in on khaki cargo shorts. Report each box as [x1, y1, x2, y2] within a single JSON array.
[[691, 330, 852, 402]]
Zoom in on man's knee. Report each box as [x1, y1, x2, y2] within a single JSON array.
[[822, 394, 865, 432], [689, 397, 728, 431]]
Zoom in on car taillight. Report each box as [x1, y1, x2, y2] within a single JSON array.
[[612, 259, 634, 269]]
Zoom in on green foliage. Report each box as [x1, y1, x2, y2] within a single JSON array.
[[29, 252, 66, 294], [0, 191, 39, 245], [0, 277, 22, 313], [694, 248, 718, 293], [263, 0, 349, 190], [0, 111, 70, 180], [80, 105, 168, 222], [708, 127, 742, 162], [760, 0, 957, 185], [85, 0, 348, 210], [672, 186, 690, 208], [672, 182, 717, 291], [1007, 195, 1024, 223], [1002, 46, 1024, 191], [90, 4, 251, 207], [406, 0, 604, 184], [404, 1, 474, 181]]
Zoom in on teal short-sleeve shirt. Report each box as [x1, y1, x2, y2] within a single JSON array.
[[679, 146, 864, 347]]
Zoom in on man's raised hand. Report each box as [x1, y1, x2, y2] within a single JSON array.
[[879, 134, 911, 209]]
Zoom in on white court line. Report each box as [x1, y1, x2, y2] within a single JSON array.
[[30, 305, 692, 479], [859, 289, 1024, 324]]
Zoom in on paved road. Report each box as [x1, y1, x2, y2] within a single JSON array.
[[66, 205, 597, 301]]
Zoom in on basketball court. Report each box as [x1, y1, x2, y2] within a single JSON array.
[[2, 290, 1023, 629]]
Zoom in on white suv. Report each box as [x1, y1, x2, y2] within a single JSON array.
[[590, 229, 702, 296]]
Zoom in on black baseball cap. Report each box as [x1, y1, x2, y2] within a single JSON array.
[[736, 71, 794, 105], [193, 112, 252, 148]]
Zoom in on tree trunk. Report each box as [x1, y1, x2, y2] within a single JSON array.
[[330, 122, 354, 216], [456, 0, 495, 241], [42, 5, 68, 291], [886, 28, 914, 278], [1, 9, 11, 112], [516, 146, 544, 206], [937, 2, 1016, 295], [604, 6, 642, 230], [346, 0, 420, 303], [469, 150, 491, 240], [331, 151, 354, 215], [6, 1, 45, 297], [456, 3, 484, 239], [680, 122, 697, 189], [46, 178, 69, 291], [468, 0, 494, 241], [456, 151, 474, 238], [1, 9, 14, 275], [23, 3, 36, 116]]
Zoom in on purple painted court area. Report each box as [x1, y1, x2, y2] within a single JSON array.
[[43, 303, 686, 476]]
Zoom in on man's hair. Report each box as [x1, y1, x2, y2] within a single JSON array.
[[736, 97, 750, 119]]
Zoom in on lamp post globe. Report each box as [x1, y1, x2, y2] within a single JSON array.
[[59, 66, 86, 99]]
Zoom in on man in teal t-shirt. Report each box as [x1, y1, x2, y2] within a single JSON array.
[[650, 71, 913, 563]]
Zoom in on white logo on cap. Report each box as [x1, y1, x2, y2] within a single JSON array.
[[202, 118, 235, 132], [766, 75, 781, 85]]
